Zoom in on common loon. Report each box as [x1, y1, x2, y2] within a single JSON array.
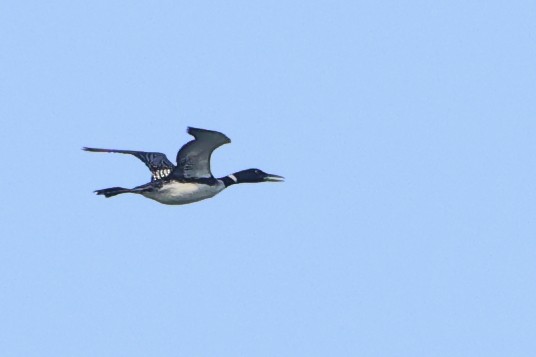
[[84, 127, 284, 205]]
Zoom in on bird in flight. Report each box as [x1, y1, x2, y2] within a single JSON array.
[[84, 127, 284, 205]]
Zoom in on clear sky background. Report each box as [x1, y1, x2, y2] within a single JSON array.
[[1, 1, 535, 356]]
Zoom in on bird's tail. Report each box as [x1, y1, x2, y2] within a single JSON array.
[[94, 187, 134, 198]]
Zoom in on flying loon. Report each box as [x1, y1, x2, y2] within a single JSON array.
[[84, 127, 284, 205]]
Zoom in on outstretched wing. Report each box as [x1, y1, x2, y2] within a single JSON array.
[[172, 127, 231, 179], [83, 147, 175, 181]]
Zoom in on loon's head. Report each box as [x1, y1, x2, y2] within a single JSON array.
[[231, 168, 284, 184]]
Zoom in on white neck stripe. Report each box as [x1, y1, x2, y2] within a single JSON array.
[[228, 174, 238, 183]]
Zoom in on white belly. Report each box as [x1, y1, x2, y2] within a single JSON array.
[[142, 181, 225, 205]]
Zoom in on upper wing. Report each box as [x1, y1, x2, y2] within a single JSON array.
[[83, 147, 175, 181], [172, 127, 231, 179]]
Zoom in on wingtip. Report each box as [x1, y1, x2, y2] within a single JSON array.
[[82, 147, 101, 152], [82, 147, 116, 153], [186, 127, 231, 143], [186, 126, 201, 135]]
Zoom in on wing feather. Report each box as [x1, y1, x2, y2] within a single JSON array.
[[172, 127, 231, 179], [83, 147, 175, 181]]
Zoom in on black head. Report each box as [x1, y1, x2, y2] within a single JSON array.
[[233, 168, 285, 183]]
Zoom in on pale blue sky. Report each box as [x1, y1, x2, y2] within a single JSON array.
[[1, 1, 535, 356]]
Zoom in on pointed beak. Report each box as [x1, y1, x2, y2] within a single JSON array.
[[263, 173, 285, 182]]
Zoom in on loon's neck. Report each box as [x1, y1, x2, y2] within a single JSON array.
[[219, 174, 239, 187]]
